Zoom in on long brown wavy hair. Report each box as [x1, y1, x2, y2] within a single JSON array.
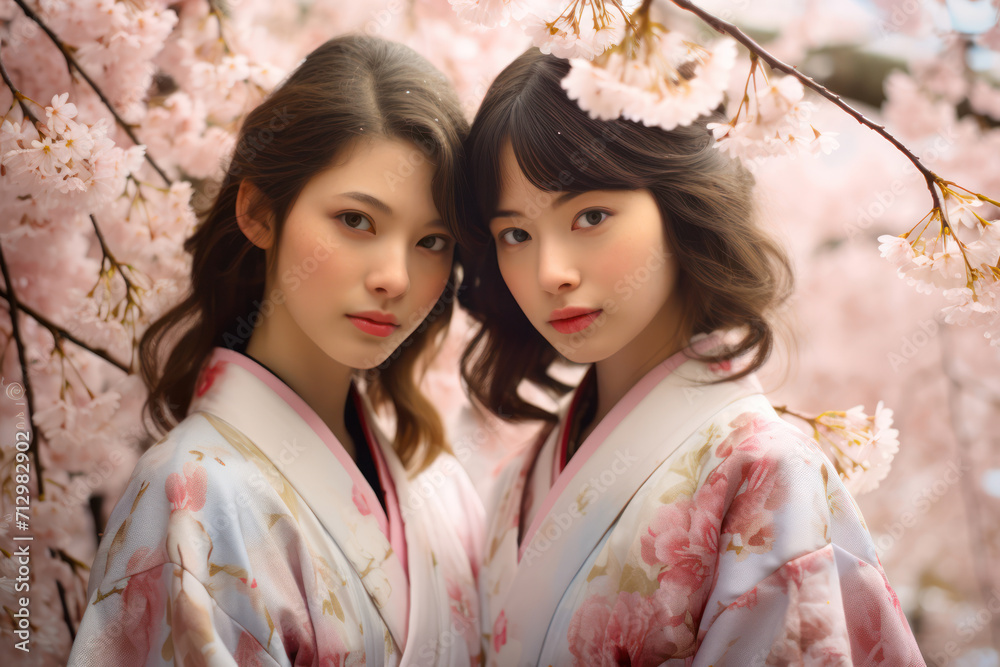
[[460, 48, 793, 423], [140, 35, 469, 471]]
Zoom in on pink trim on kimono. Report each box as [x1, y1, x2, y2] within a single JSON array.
[[553, 366, 593, 485], [209, 348, 390, 540], [519, 335, 722, 562], [353, 388, 409, 581]]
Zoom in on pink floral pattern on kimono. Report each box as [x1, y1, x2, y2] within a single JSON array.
[[114, 547, 167, 663], [493, 610, 507, 653], [569, 590, 689, 667], [352, 482, 372, 517], [735, 547, 853, 665], [559, 406, 917, 665], [195, 360, 226, 398], [165, 461, 207, 512], [70, 348, 484, 667]]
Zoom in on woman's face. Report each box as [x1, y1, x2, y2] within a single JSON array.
[[258, 137, 454, 370], [489, 144, 684, 365]]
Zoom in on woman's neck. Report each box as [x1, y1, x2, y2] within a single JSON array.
[[245, 327, 356, 459], [581, 333, 687, 447]]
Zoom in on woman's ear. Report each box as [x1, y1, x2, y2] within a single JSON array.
[[235, 180, 275, 250]]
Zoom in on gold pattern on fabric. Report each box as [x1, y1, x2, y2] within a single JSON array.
[[200, 412, 301, 522]]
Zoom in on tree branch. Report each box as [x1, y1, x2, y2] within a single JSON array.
[[0, 286, 130, 373], [0, 38, 41, 126], [90, 214, 138, 299], [11, 0, 171, 185], [0, 241, 45, 499], [667, 0, 944, 213]]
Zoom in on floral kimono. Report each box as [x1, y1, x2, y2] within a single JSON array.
[[480, 345, 923, 666], [69, 348, 482, 666]]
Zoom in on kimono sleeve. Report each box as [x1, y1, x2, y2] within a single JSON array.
[[68, 562, 279, 666], [69, 418, 288, 666], [693, 423, 923, 666]]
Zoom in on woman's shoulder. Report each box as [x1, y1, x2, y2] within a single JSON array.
[[129, 412, 263, 491], [705, 394, 827, 468], [91, 412, 295, 592]]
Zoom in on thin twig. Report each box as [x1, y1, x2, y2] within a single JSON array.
[[90, 214, 138, 298], [11, 0, 171, 185], [0, 241, 45, 499], [0, 38, 41, 126], [667, 0, 944, 213], [0, 286, 130, 373], [206, 0, 234, 54]]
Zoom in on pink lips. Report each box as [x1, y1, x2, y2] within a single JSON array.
[[347, 311, 400, 338], [548, 307, 602, 334]]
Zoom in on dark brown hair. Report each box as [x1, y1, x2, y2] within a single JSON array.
[[140, 35, 469, 471], [460, 48, 793, 422]]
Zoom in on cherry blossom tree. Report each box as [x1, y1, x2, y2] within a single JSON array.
[[1, 0, 997, 664]]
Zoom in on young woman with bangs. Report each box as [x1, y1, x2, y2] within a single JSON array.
[[70, 35, 482, 666], [460, 48, 922, 666]]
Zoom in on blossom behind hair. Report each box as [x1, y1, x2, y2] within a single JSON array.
[[140, 35, 469, 471], [459, 48, 793, 422]]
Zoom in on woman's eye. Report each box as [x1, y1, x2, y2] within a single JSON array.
[[339, 212, 373, 232], [417, 235, 450, 252], [574, 209, 609, 229], [499, 228, 530, 245]]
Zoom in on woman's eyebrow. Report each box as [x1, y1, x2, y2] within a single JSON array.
[[342, 191, 393, 216], [492, 192, 584, 220]]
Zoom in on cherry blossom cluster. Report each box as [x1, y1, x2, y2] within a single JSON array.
[[0, 0, 286, 660], [450, 0, 628, 58], [451, 0, 839, 158], [1, 94, 144, 214], [452, 1, 738, 130], [561, 32, 737, 130], [707, 60, 839, 164], [777, 403, 900, 496], [879, 186, 1000, 345]]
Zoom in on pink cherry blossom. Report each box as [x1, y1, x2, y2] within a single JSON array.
[[493, 609, 508, 652], [562, 35, 737, 131], [448, 0, 529, 28], [522, 1, 626, 60], [352, 483, 372, 516], [165, 461, 208, 512]]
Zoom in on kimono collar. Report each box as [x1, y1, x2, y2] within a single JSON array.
[[492, 336, 763, 664], [189, 348, 411, 649]]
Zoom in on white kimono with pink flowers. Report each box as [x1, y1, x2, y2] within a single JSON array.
[[480, 348, 923, 666], [69, 348, 482, 666]]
